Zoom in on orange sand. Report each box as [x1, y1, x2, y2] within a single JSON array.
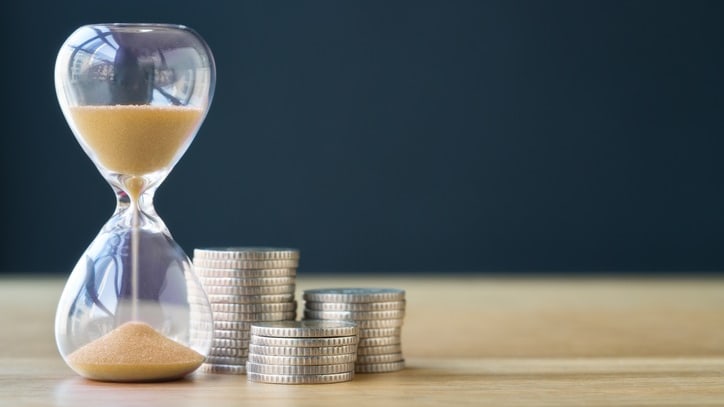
[[66, 321, 204, 382], [70, 105, 202, 198]]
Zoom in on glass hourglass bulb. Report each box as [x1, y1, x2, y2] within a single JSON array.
[[54, 24, 215, 382]]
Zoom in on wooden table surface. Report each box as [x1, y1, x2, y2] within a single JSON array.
[[1, 274, 723, 406]]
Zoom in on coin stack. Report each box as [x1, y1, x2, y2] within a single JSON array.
[[191, 247, 299, 375], [246, 321, 359, 384], [303, 288, 406, 373]]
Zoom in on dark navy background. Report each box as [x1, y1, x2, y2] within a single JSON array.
[[2, 1, 723, 273]]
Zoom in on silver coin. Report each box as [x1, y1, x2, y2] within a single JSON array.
[[212, 301, 297, 313], [185, 293, 211, 304], [356, 344, 402, 355], [250, 320, 358, 338], [195, 258, 299, 270], [200, 276, 297, 287], [358, 327, 401, 338], [355, 319, 404, 329], [357, 335, 401, 347], [205, 355, 248, 365], [250, 335, 358, 348], [210, 329, 252, 340], [247, 353, 357, 366], [247, 371, 354, 384], [205, 293, 295, 304], [190, 321, 252, 339], [355, 360, 405, 373], [209, 310, 297, 322], [190, 336, 215, 345], [248, 344, 358, 357], [303, 309, 405, 321], [186, 300, 211, 311], [189, 322, 214, 332], [194, 247, 300, 261], [194, 320, 252, 332], [189, 328, 215, 338], [203, 284, 296, 296], [199, 363, 246, 375], [304, 300, 406, 312], [185, 282, 209, 294], [195, 267, 297, 278], [208, 347, 250, 357], [304, 316, 403, 329], [355, 352, 404, 364], [211, 320, 254, 331], [245, 362, 355, 375], [303, 288, 405, 303], [210, 338, 250, 349]]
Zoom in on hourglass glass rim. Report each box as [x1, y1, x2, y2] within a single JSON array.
[[82, 23, 192, 30]]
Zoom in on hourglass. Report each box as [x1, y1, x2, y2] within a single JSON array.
[[54, 24, 215, 382]]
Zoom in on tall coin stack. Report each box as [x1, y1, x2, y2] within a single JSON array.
[[247, 321, 359, 384], [302, 288, 406, 373], [192, 247, 299, 374]]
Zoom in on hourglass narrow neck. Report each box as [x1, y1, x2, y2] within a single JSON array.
[[115, 185, 154, 212], [110, 180, 166, 234]]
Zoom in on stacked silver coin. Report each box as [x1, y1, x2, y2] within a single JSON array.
[[246, 321, 358, 384], [303, 288, 406, 373], [192, 247, 299, 375]]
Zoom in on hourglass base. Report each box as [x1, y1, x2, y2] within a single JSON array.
[[67, 320, 204, 382]]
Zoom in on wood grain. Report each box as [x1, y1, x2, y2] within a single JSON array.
[[1, 275, 723, 406]]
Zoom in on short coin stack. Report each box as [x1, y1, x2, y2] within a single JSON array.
[[192, 247, 299, 374], [246, 321, 359, 384], [303, 288, 406, 373]]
